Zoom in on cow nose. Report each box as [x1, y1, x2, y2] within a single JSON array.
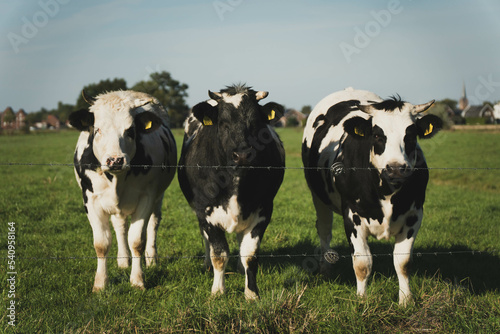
[[106, 156, 125, 170], [232, 148, 254, 166], [385, 163, 410, 180]]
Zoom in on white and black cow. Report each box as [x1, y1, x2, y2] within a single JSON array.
[[302, 87, 442, 305], [69, 90, 177, 291], [178, 84, 285, 299]]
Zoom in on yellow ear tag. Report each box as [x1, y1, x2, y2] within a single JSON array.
[[144, 120, 152, 130], [354, 127, 365, 137], [268, 109, 276, 121], [424, 123, 433, 136], [203, 116, 213, 126]]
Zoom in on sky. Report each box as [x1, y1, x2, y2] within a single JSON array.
[[1, 0, 500, 113]]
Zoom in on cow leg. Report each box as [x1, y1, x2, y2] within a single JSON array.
[[394, 214, 422, 306], [240, 217, 269, 300], [201, 229, 212, 270], [344, 207, 372, 298], [111, 214, 130, 268], [200, 219, 229, 296], [87, 207, 111, 292], [145, 198, 162, 267], [312, 194, 334, 273], [128, 206, 152, 289]]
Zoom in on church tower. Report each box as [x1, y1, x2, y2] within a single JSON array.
[[459, 82, 469, 110]]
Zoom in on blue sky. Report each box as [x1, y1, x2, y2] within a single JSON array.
[[1, 0, 500, 112]]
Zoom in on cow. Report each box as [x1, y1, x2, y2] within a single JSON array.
[[178, 84, 285, 299], [69, 90, 177, 291], [302, 87, 443, 305]]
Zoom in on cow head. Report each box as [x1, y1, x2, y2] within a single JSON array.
[[191, 84, 283, 166], [69, 90, 164, 173], [343, 97, 442, 187]]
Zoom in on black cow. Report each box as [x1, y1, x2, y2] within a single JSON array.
[[178, 84, 285, 299], [302, 87, 442, 305]]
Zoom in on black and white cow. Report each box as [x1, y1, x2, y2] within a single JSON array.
[[178, 84, 285, 299], [302, 87, 442, 305], [69, 90, 177, 291]]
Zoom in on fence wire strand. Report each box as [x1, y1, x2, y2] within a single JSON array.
[[4, 250, 499, 263], [1, 162, 500, 172]]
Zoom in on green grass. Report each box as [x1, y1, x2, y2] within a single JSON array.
[[1, 128, 499, 333]]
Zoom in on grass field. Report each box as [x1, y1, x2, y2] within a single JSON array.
[[1, 128, 499, 333]]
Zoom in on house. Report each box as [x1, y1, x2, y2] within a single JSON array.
[[456, 83, 495, 124], [276, 109, 307, 127], [461, 104, 495, 124]]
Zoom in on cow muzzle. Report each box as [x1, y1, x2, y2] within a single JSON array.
[[232, 147, 255, 166], [383, 163, 412, 186], [105, 156, 127, 172]]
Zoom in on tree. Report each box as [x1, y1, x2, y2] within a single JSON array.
[[300, 105, 312, 115], [439, 98, 457, 110], [132, 71, 189, 128], [2, 107, 15, 124], [75, 78, 128, 110]]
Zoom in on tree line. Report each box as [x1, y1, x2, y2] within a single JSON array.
[[26, 71, 190, 129]]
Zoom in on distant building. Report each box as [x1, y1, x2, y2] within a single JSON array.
[[16, 109, 27, 129], [276, 109, 307, 127], [458, 82, 469, 110], [46, 114, 60, 129], [455, 83, 495, 124]]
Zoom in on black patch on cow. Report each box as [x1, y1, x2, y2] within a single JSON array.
[[353, 214, 361, 226], [334, 129, 384, 224], [372, 125, 386, 156], [342, 206, 358, 254], [325, 100, 361, 126], [129, 132, 153, 176], [69, 109, 94, 131], [407, 228, 414, 239], [406, 215, 418, 227], [391, 146, 428, 221], [416, 114, 444, 139], [104, 172, 113, 182], [246, 256, 259, 296], [302, 101, 360, 208], [74, 134, 99, 206], [404, 125, 418, 160], [371, 96, 405, 111]]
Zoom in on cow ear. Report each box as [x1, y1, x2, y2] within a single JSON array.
[[69, 109, 94, 131], [261, 102, 284, 125], [192, 101, 218, 126], [343, 116, 372, 138], [135, 112, 162, 134], [416, 114, 443, 139]]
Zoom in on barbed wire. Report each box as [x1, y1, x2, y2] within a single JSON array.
[[0, 162, 499, 172], [4, 249, 498, 263]]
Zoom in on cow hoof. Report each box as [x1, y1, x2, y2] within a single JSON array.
[[92, 284, 106, 293], [130, 273, 145, 289], [244, 289, 259, 301]]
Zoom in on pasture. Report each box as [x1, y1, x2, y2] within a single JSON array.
[[1, 128, 499, 333]]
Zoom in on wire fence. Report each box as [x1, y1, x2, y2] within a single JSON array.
[[1, 162, 500, 172], [5, 250, 499, 263], [1, 161, 499, 264]]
